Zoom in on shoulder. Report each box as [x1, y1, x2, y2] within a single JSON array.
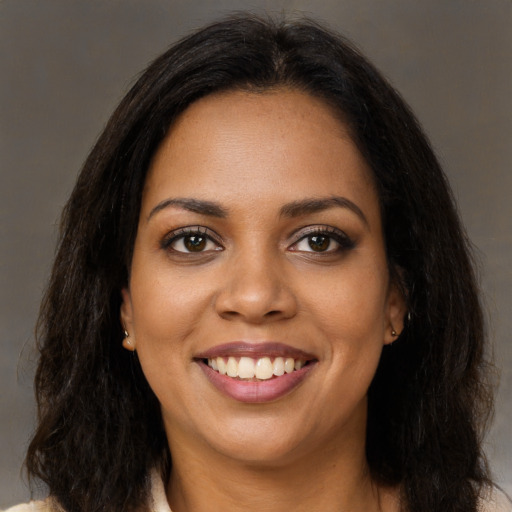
[[479, 487, 512, 512], [1, 470, 169, 512], [1, 501, 53, 512], [1, 497, 64, 512]]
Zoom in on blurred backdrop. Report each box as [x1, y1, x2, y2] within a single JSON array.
[[1, 0, 510, 506]]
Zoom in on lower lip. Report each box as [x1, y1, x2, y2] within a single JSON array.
[[197, 361, 316, 403]]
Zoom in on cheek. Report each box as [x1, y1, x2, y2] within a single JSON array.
[[301, 258, 389, 387], [303, 263, 389, 335], [129, 270, 212, 401], [130, 262, 214, 344]]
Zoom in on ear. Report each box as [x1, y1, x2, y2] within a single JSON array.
[[120, 287, 136, 351], [383, 280, 407, 345]]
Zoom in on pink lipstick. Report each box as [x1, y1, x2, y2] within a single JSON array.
[[195, 342, 317, 403]]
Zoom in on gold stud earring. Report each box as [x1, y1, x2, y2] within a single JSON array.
[[391, 328, 398, 337]]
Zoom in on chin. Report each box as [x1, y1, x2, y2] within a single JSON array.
[[216, 438, 307, 467], [197, 416, 313, 466]]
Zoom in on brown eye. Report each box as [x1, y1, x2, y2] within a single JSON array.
[[289, 227, 355, 255], [308, 235, 330, 252], [164, 228, 222, 254], [183, 235, 207, 252]]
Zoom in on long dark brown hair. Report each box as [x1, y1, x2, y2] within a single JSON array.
[[26, 14, 494, 512]]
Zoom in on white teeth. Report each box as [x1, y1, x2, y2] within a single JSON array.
[[217, 357, 227, 375], [226, 357, 238, 377], [207, 356, 308, 380], [255, 357, 273, 380], [238, 357, 255, 379], [273, 357, 285, 376]]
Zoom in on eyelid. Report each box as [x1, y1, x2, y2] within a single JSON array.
[[160, 224, 354, 254], [160, 225, 224, 252], [288, 225, 355, 252]]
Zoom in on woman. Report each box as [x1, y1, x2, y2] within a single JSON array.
[[5, 14, 509, 512]]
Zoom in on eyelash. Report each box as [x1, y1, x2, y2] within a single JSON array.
[[289, 226, 355, 254], [160, 225, 355, 255], [160, 226, 223, 254]]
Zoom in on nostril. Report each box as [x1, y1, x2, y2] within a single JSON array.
[[223, 310, 240, 317]]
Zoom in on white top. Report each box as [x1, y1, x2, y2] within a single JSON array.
[[2, 471, 170, 512], [3, 472, 511, 511]]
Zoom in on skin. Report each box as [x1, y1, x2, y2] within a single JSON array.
[[121, 89, 405, 512]]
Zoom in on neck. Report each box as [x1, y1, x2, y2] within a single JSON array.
[[166, 431, 396, 512]]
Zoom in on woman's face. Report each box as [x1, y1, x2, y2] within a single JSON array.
[[121, 89, 404, 465]]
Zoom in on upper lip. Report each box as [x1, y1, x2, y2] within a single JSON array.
[[195, 342, 316, 360]]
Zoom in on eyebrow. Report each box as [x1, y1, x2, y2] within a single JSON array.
[[147, 198, 228, 221], [279, 196, 368, 226], [147, 195, 368, 226]]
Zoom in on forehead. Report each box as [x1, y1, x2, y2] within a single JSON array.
[[143, 89, 377, 218]]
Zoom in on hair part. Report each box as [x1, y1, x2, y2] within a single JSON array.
[[26, 13, 494, 512]]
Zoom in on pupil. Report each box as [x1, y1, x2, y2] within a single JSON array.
[[185, 235, 206, 252], [308, 235, 329, 252]]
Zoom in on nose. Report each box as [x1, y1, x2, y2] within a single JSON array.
[[214, 249, 298, 324]]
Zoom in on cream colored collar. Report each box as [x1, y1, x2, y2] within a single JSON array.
[[150, 469, 172, 512]]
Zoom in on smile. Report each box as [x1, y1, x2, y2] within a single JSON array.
[[195, 342, 317, 403], [206, 356, 307, 380]]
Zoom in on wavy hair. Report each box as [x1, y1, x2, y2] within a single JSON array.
[[26, 14, 493, 512]]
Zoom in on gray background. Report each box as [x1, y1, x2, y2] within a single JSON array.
[[1, 0, 510, 507]]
